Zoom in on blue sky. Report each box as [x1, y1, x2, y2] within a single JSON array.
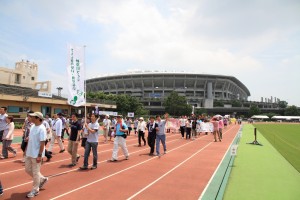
[[0, 0, 299, 106]]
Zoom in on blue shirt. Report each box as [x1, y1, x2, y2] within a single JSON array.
[[116, 122, 128, 136]]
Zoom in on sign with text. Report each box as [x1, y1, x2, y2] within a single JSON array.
[[38, 91, 52, 98], [231, 145, 238, 156]]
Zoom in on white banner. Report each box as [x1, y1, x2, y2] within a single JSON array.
[[67, 45, 85, 107]]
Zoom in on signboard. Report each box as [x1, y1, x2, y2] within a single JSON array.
[[38, 91, 53, 98], [128, 112, 134, 117], [99, 111, 118, 116], [231, 145, 238, 156], [149, 93, 162, 98]]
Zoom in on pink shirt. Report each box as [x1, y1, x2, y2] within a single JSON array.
[[218, 120, 224, 129], [212, 121, 219, 131]]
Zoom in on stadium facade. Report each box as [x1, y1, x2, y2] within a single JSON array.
[[86, 72, 251, 115]]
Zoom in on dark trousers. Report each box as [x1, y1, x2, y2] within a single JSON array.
[[138, 131, 146, 145], [0, 130, 3, 143], [83, 141, 98, 167], [128, 127, 132, 135], [44, 140, 52, 159], [0, 180, 3, 194], [180, 126, 185, 138], [61, 128, 69, 140], [186, 127, 191, 139], [21, 140, 28, 152], [147, 134, 156, 154]]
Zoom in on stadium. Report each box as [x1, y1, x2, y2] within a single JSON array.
[[86, 71, 251, 115]]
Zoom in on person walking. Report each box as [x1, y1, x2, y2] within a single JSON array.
[[42, 119, 52, 162], [218, 117, 224, 140], [156, 113, 168, 157], [25, 112, 48, 198], [81, 117, 90, 150], [80, 113, 100, 170], [0, 107, 8, 145], [1, 116, 17, 159], [126, 118, 132, 136], [109, 115, 129, 162], [67, 113, 82, 167], [137, 117, 146, 146], [185, 119, 192, 140], [147, 116, 158, 156], [48, 113, 65, 154], [20, 111, 34, 162], [211, 118, 221, 142], [179, 116, 186, 139], [102, 115, 111, 143], [134, 118, 138, 135]]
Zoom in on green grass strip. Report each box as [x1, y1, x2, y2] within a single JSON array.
[[223, 124, 300, 200], [253, 124, 300, 173]]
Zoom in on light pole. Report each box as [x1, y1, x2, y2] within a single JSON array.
[[56, 87, 63, 97]]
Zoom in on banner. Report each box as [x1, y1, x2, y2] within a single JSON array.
[[67, 45, 85, 107]]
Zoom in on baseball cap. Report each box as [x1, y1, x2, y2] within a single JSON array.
[[29, 112, 44, 119]]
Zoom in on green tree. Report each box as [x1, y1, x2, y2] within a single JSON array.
[[163, 91, 192, 116], [278, 101, 288, 108], [248, 105, 261, 117], [87, 92, 148, 116], [194, 108, 207, 116], [284, 105, 299, 116], [261, 112, 277, 120]]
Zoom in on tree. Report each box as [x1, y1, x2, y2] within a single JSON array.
[[194, 108, 207, 116], [163, 91, 192, 116], [87, 92, 148, 116], [248, 105, 261, 117], [278, 101, 288, 108], [284, 105, 299, 116]]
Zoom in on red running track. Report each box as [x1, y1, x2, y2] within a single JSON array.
[[0, 124, 240, 200]]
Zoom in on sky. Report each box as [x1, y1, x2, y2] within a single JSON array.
[[0, 0, 299, 106]]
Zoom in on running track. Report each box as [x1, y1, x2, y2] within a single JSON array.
[[0, 124, 240, 200]]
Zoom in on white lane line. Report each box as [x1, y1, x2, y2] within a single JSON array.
[[3, 137, 182, 191], [126, 142, 212, 200], [0, 133, 177, 165], [49, 136, 209, 200], [198, 125, 239, 200], [0, 134, 180, 175]]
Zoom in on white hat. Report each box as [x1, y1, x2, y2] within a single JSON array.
[[139, 117, 144, 120], [29, 112, 44, 119]]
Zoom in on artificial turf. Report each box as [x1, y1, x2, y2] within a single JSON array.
[[223, 124, 300, 200], [253, 123, 300, 173]]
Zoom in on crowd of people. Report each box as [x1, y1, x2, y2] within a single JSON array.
[[0, 105, 237, 198]]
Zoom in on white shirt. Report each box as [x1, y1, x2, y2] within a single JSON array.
[[26, 124, 47, 158], [103, 119, 111, 128], [137, 121, 146, 132], [52, 118, 63, 136], [179, 118, 186, 127], [0, 113, 8, 131]]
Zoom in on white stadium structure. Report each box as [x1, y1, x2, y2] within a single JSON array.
[[86, 72, 251, 115]]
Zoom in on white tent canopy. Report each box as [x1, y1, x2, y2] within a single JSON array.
[[272, 116, 300, 120], [251, 115, 269, 119]]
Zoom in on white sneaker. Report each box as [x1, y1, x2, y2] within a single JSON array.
[[26, 190, 39, 198]]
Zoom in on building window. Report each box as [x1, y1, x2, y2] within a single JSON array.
[[54, 108, 62, 114], [8, 106, 20, 113], [31, 77, 35, 81]]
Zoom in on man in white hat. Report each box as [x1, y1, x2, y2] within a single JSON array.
[[137, 117, 146, 146], [25, 112, 48, 198], [102, 115, 111, 143]]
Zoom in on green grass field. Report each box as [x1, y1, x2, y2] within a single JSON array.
[[253, 123, 300, 173], [223, 124, 300, 200]]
